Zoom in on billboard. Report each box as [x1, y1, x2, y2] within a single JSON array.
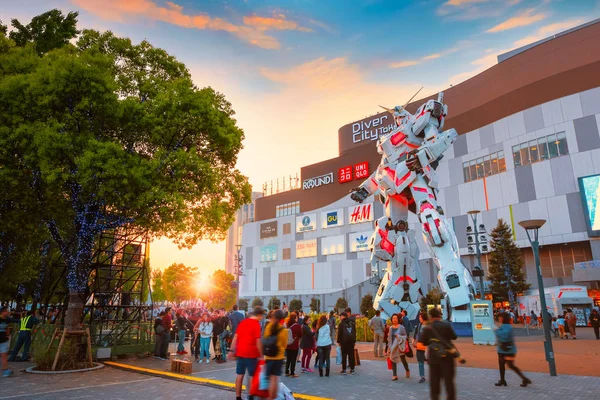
[[296, 214, 317, 233], [303, 172, 334, 190], [296, 239, 317, 258], [348, 203, 374, 224], [260, 244, 278, 262], [349, 231, 372, 252], [579, 174, 600, 236], [338, 112, 395, 154], [321, 209, 343, 229], [321, 235, 345, 255], [260, 221, 278, 239]]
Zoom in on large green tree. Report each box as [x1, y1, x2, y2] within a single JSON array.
[[199, 269, 236, 310], [0, 10, 250, 329], [162, 263, 198, 303], [151, 269, 166, 302], [487, 219, 531, 305]]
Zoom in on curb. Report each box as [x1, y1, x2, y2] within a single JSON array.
[[104, 361, 333, 400], [25, 362, 105, 374]]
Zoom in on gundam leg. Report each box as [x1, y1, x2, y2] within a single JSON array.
[[409, 175, 476, 322], [372, 194, 423, 321]]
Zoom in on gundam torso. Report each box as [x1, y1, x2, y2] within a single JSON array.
[[351, 92, 476, 322]]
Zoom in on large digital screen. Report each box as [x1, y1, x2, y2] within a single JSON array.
[[579, 174, 600, 237]]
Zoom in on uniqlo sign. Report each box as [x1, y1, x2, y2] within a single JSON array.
[[355, 162, 369, 179], [339, 166, 352, 183], [339, 162, 369, 183]]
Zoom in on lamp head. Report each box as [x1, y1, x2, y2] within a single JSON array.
[[467, 210, 481, 215], [518, 219, 546, 231]]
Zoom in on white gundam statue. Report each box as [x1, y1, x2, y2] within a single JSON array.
[[350, 89, 476, 323]]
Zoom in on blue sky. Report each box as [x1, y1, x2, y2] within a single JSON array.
[[2, 0, 599, 273]]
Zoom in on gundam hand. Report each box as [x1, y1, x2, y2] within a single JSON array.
[[406, 149, 423, 172], [350, 187, 369, 203]]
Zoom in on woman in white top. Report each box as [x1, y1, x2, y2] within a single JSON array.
[[194, 313, 213, 363], [316, 315, 332, 377]]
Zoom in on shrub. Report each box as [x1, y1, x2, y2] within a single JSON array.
[[309, 297, 321, 313], [251, 297, 263, 308], [334, 297, 348, 312], [268, 296, 281, 310], [238, 298, 249, 312], [289, 299, 303, 312]]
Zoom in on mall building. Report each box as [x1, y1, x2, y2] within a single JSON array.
[[225, 19, 600, 312]]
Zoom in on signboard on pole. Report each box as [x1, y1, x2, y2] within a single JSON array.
[[469, 300, 496, 345]]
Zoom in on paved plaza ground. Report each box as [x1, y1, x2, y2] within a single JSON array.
[[1, 326, 598, 399]]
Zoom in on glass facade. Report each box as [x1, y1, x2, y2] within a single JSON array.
[[512, 131, 568, 167], [276, 201, 300, 217], [463, 150, 506, 182]]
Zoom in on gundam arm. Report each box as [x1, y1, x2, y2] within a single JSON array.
[[407, 128, 458, 172]]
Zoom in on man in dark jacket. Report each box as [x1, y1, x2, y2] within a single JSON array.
[[336, 312, 356, 375], [229, 305, 245, 337], [418, 308, 458, 400]]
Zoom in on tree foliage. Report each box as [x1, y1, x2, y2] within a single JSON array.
[[162, 263, 198, 303], [360, 293, 375, 318], [335, 297, 348, 311], [199, 269, 236, 311], [419, 287, 444, 312], [309, 297, 321, 313], [0, 10, 250, 327], [268, 296, 281, 310], [151, 269, 166, 302], [238, 298, 249, 312], [9, 9, 79, 55], [251, 297, 263, 308], [289, 299, 303, 312], [487, 219, 531, 304]]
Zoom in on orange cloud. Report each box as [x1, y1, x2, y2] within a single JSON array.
[[243, 14, 312, 32], [513, 18, 585, 47], [486, 9, 546, 33], [388, 60, 420, 69], [70, 0, 310, 49], [445, 0, 488, 6]]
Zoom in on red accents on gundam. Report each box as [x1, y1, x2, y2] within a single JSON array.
[[429, 194, 435, 199], [371, 178, 378, 187], [378, 228, 395, 255], [395, 171, 411, 187], [412, 186, 428, 193], [423, 222, 431, 233], [394, 276, 415, 285], [435, 219, 441, 230], [420, 203, 434, 213], [390, 193, 408, 207], [390, 131, 407, 145], [405, 141, 419, 149], [384, 167, 395, 182]]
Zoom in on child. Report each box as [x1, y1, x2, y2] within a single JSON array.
[[557, 315, 567, 339], [551, 317, 558, 338]]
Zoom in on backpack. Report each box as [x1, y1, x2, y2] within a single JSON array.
[[287, 323, 297, 346], [263, 324, 282, 357]]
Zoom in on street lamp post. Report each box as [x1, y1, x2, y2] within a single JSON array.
[[467, 210, 486, 298], [234, 244, 243, 304], [518, 219, 557, 377]]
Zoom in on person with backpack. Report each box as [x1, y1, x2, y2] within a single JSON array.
[[386, 313, 409, 381], [418, 307, 458, 400], [413, 311, 429, 383], [153, 311, 165, 360], [316, 315, 332, 377], [284, 313, 301, 378], [565, 308, 577, 339], [263, 309, 288, 400], [494, 312, 531, 388], [300, 315, 315, 373], [336, 311, 356, 375]]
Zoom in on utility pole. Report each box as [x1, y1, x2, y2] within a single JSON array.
[[234, 244, 243, 304]]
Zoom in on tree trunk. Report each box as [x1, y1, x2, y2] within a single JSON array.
[[65, 291, 84, 331]]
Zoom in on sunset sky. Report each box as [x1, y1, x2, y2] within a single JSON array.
[[2, 0, 598, 275]]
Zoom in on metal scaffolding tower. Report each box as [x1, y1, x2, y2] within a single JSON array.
[[87, 227, 152, 347]]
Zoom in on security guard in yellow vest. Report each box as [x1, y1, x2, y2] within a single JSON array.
[[8, 311, 39, 362]]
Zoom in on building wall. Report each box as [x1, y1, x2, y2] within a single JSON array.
[[224, 192, 262, 274]]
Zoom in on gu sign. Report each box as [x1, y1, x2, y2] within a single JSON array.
[[348, 203, 373, 224], [303, 172, 334, 190]]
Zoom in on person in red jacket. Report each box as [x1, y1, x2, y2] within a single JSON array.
[[285, 313, 302, 378]]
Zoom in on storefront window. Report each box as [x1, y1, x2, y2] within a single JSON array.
[[512, 145, 521, 166], [556, 131, 568, 155], [463, 150, 506, 182], [538, 136, 549, 161], [547, 134, 559, 159], [476, 157, 484, 179], [498, 151, 506, 172], [483, 155, 491, 176], [529, 140, 539, 163], [469, 160, 477, 181], [490, 152, 499, 174], [520, 143, 530, 166], [463, 162, 470, 182]]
